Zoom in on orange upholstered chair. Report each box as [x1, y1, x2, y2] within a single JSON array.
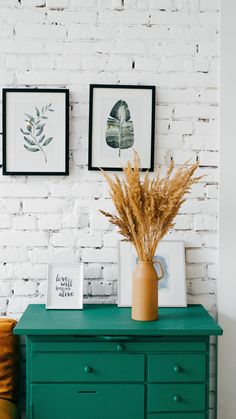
[[0, 318, 20, 419]]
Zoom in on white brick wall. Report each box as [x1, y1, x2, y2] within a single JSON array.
[[0, 0, 219, 305], [0, 0, 219, 415], [0, 0, 219, 313]]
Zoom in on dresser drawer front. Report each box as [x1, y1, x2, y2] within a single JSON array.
[[31, 340, 206, 353], [148, 384, 206, 412], [148, 354, 206, 382], [31, 353, 145, 382], [31, 384, 145, 419], [148, 414, 205, 419]]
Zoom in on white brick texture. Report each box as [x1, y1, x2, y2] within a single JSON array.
[[0, 1, 219, 414], [0, 0, 219, 312]]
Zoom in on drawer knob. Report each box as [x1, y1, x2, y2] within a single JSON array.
[[116, 344, 124, 352], [173, 395, 182, 403], [173, 365, 182, 373], [84, 366, 92, 374]]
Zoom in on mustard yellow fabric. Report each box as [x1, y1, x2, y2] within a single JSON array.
[[0, 318, 19, 403], [0, 398, 19, 419]]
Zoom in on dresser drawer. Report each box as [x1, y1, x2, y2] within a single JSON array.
[[31, 353, 145, 382], [148, 354, 206, 382], [31, 339, 206, 354], [148, 384, 206, 412], [148, 414, 205, 419], [31, 384, 145, 419]]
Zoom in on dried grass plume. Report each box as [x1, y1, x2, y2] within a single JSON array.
[[100, 153, 201, 261]]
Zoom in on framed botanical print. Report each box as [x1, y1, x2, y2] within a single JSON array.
[[88, 84, 155, 171], [118, 241, 187, 307], [46, 264, 83, 310], [2, 88, 69, 175]]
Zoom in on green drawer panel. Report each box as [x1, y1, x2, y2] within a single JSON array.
[[31, 340, 206, 353], [148, 384, 206, 412], [31, 353, 145, 382], [148, 414, 205, 419], [148, 354, 206, 382], [31, 384, 145, 419]]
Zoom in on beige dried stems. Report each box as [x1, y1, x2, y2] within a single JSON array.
[[100, 153, 201, 261]]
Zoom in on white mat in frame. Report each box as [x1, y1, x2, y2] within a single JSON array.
[[118, 240, 187, 307], [46, 263, 83, 310]]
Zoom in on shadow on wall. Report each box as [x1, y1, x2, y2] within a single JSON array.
[[218, 314, 236, 419]]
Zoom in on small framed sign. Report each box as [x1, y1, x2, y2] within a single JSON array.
[[2, 88, 69, 175], [88, 84, 155, 171], [46, 264, 83, 310]]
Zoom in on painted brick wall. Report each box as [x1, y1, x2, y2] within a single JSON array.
[[0, 0, 219, 417]]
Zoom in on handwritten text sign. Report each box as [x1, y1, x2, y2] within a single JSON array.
[[47, 264, 83, 309], [55, 274, 75, 298]]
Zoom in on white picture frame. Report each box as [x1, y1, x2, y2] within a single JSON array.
[[118, 241, 187, 307], [46, 264, 83, 310]]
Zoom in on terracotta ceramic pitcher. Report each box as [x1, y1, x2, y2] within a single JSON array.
[[131, 260, 164, 321]]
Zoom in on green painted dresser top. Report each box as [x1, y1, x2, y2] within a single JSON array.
[[14, 304, 222, 336]]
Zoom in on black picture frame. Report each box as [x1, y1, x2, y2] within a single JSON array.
[[2, 88, 69, 176], [0, 134, 2, 168], [88, 84, 155, 171]]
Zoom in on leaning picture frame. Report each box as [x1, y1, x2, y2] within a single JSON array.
[[46, 264, 83, 310], [88, 84, 155, 171], [118, 241, 187, 307], [2, 88, 69, 175]]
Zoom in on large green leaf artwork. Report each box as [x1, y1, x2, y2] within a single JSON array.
[[106, 100, 134, 157], [20, 103, 54, 163]]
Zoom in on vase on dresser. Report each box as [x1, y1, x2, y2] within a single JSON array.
[[132, 260, 164, 321]]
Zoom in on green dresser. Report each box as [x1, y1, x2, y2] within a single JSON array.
[[14, 304, 222, 419]]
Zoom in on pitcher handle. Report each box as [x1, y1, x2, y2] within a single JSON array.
[[156, 260, 164, 280]]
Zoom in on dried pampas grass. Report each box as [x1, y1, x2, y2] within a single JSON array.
[[100, 153, 201, 261]]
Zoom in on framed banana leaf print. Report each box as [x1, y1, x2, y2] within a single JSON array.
[[2, 88, 69, 175], [88, 84, 155, 171]]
